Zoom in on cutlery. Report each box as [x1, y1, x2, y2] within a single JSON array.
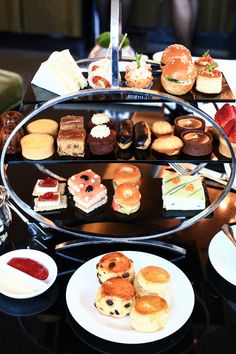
[[221, 224, 236, 247]]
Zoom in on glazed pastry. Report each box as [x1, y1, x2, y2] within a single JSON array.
[[57, 128, 86, 157], [26, 119, 58, 138], [113, 164, 141, 189], [174, 115, 205, 137], [87, 124, 117, 155], [151, 120, 173, 137], [130, 295, 169, 332], [0, 111, 23, 128], [117, 119, 134, 149], [0, 126, 24, 154], [134, 121, 151, 149], [20, 133, 54, 160], [87, 113, 115, 131], [95, 277, 136, 318], [59, 115, 84, 130], [151, 135, 183, 155], [96, 252, 135, 284], [181, 130, 213, 156], [134, 265, 171, 298]]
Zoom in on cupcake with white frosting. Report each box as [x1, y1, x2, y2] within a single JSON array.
[[87, 112, 115, 131], [87, 124, 117, 155]]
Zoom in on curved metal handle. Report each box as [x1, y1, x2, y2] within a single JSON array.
[[110, 0, 121, 87]]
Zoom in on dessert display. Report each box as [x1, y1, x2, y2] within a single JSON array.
[[32, 177, 65, 196], [59, 115, 84, 130], [161, 56, 197, 95], [194, 50, 218, 73], [96, 252, 135, 284], [174, 115, 205, 137], [112, 182, 141, 215], [151, 120, 174, 137], [151, 135, 183, 155], [125, 53, 153, 89], [112, 164, 141, 189], [34, 192, 67, 212], [87, 112, 115, 131], [57, 128, 86, 157], [181, 130, 213, 156], [117, 118, 134, 149], [0, 110, 24, 154], [68, 169, 107, 213], [87, 124, 117, 155], [26, 119, 58, 138], [88, 58, 121, 89], [133, 265, 171, 298], [20, 133, 54, 160], [160, 44, 192, 68], [162, 174, 206, 210], [7, 257, 49, 280], [95, 277, 136, 318], [130, 295, 169, 332], [134, 121, 151, 149], [31, 49, 87, 95], [195, 61, 222, 94]]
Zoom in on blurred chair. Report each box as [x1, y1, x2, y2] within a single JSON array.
[[0, 70, 23, 114]]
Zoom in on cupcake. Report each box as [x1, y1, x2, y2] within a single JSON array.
[[87, 124, 117, 155], [87, 112, 115, 131], [125, 54, 153, 89]]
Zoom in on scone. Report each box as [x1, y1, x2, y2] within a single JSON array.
[[130, 295, 169, 332], [26, 119, 58, 138], [151, 120, 174, 137], [96, 252, 135, 283], [20, 133, 54, 160], [95, 277, 136, 318], [151, 135, 183, 155], [134, 265, 170, 298]]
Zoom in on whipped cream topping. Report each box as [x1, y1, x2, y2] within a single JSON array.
[[90, 124, 110, 138], [91, 113, 110, 125]]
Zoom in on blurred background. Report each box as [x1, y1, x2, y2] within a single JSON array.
[[0, 0, 235, 93]]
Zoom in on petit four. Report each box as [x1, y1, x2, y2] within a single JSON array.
[[174, 115, 205, 137], [125, 53, 153, 89], [0, 110, 23, 128], [32, 177, 65, 196], [162, 174, 205, 210], [112, 182, 141, 215], [134, 121, 151, 149], [151, 135, 183, 155], [194, 50, 217, 73], [57, 128, 86, 157], [20, 133, 54, 160], [113, 164, 141, 189], [195, 61, 222, 94], [181, 130, 213, 156], [87, 124, 117, 155], [117, 119, 134, 149], [0, 126, 24, 154], [59, 115, 84, 130], [34, 192, 67, 212], [26, 119, 58, 138], [151, 120, 173, 137], [68, 169, 101, 193]]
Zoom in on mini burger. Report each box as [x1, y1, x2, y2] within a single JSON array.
[[112, 183, 141, 215], [160, 44, 192, 69], [161, 56, 197, 95]]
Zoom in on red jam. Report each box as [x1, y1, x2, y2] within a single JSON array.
[[38, 177, 57, 188], [38, 192, 59, 202], [7, 257, 49, 280]]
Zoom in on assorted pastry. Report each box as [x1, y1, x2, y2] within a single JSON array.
[[195, 60, 222, 94], [0, 111, 24, 154], [125, 53, 153, 89], [88, 57, 121, 89], [94, 251, 170, 332], [194, 50, 218, 73]]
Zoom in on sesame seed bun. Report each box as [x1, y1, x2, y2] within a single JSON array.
[[161, 44, 192, 67]]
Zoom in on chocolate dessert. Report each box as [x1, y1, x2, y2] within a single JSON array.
[[57, 128, 86, 157], [87, 124, 117, 155], [174, 116, 205, 137], [181, 130, 213, 156]]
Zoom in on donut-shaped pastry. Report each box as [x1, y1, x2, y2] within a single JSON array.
[[0, 110, 23, 128], [96, 252, 135, 283], [112, 182, 141, 215], [113, 164, 141, 189]]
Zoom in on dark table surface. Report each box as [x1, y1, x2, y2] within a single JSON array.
[[0, 162, 236, 354]]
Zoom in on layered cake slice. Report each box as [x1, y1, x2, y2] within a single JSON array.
[[59, 115, 84, 130], [32, 177, 66, 196], [162, 174, 205, 210], [57, 128, 86, 157], [34, 192, 67, 212]]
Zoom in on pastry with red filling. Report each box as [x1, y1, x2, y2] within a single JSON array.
[[194, 50, 218, 73], [196, 61, 222, 94], [34, 192, 67, 212]]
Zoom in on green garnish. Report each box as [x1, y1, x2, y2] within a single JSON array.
[[207, 60, 217, 71], [135, 53, 143, 69], [166, 77, 181, 83], [96, 31, 129, 48], [203, 50, 210, 57]]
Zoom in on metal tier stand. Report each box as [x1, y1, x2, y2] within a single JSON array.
[[0, 0, 235, 255]]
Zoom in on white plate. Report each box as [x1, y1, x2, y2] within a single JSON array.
[[0, 249, 57, 299], [66, 251, 195, 344], [209, 227, 236, 286]]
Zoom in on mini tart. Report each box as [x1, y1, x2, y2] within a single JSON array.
[[134, 265, 171, 298], [130, 295, 169, 332], [20, 133, 54, 160], [26, 119, 58, 138], [181, 130, 213, 156], [194, 55, 217, 73], [95, 277, 136, 318], [174, 115, 205, 137], [151, 120, 173, 137], [96, 252, 135, 284], [151, 135, 183, 155], [195, 69, 222, 94]]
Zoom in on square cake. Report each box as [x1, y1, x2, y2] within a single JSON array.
[[60, 115, 84, 130], [162, 174, 205, 210], [57, 128, 86, 157]]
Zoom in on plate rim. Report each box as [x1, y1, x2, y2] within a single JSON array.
[[66, 250, 195, 344]]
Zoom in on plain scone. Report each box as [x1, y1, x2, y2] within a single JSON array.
[[20, 133, 54, 160], [130, 295, 169, 332]]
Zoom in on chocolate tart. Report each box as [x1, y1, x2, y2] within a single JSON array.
[[181, 130, 213, 156], [174, 116, 205, 137]]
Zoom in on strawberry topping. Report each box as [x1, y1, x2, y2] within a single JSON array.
[[215, 103, 236, 128]]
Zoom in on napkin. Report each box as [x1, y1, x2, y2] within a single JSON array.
[[31, 49, 87, 95]]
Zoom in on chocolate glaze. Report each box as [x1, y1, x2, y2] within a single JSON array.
[[117, 119, 134, 147], [134, 121, 149, 148], [174, 115, 205, 137], [181, 130, 213, 156]]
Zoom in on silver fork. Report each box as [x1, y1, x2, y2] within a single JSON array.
[[170, 163, 208, 176]]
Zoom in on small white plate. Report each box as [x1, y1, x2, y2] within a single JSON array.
[[0, 249, 57, 299], [66, 251, 195, 344], [209, 227, 236, 286]]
